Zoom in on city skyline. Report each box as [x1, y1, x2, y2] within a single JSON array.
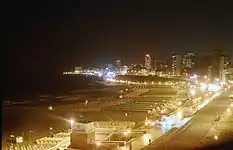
[[6, 1, 233, 79], [4, 1, 233, 149]]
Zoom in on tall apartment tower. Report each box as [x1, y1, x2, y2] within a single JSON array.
[[152, 58, 157, 72], [145, 54, 152, 71], [207, 66, 212, 79], [182, 52, 195, 69], [116, 59, 122, 70], [211, 49, 223, 79], [219, 55, 228, 82], [172, 53, 181, 76]]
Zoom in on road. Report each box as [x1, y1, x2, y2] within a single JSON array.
[[131, 126, 163, 150], [144, 90, 232, 150]]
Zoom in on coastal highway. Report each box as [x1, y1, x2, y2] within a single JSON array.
[[144, 90, 232, 150]]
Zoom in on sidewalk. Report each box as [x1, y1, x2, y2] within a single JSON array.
[[195, 106, 233, 148]]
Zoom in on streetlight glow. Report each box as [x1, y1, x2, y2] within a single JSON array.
[[230, 103, 233, 107], [143, 134, 151, 145], [69, 119, 75, 129], [96, 141, 101, 146], [85, 100, 88, 105], [48, 106, 53, 110], [190, 89, 196, 96], [200, 83, 207, 92], [127, 129, 131, 134], [123, 131, 128, 136], [214, 135, 218, 140]]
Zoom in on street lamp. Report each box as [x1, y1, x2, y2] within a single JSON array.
[[49, 127, 53, 137], [178, 101, 182, 105], [126, 129, 131, 134], [48, 106, 53, 110], [230, 103, 233, 107], [200, 83, 207, 92], [143, 134, 151, 145], [190, 89, 196, 96], [123, 131, 128, 136], [10, 134, 15, 144], [85, 100, 88, 105], [96, 141, 101, 146], [214, 135, 218, 140], [69, 119, 74, 129], [29, 130, 33, 141]]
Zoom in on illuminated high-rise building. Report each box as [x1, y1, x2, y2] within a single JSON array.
[[227, 64, 233, 80], [145, 54, 152, 71], [74, 66, 82, 73], [210, 49, 230, 81], [219, 55, 225, 81], [182, 53, 195, 69], [219, 55, 229, 82], [116, 60, 121, 70], [152, 58, 157, 72], [207, 66, 212, 79], [172, 53, 181, 76], [211, 49, 223, 79], [121, 65, 128, 75]]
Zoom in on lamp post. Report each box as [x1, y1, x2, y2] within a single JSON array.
[[96, 141, 101, 150], [29, 129, 33, 141], [49, 127, 53, 137], [69, 119, 74, 132], [10, 134, 15, 144]]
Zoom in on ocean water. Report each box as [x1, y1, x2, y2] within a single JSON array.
[[4, 74, 105, 102]]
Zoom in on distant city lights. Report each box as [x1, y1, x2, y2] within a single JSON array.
[[200, 83, 207, 92], [190, 74, 198, 79], [208, 84, 221, 92], [105, 71, 116, 78]]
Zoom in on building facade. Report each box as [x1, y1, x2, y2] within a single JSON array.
[[219, 55, 229, 82], [211, 49, 223, 79], [152, 58, 157, 72], [182, 52, 195, 69], [145, 54, 152, 71], [116, 59, 122, 70], [227, 65, 233, 80], [172, 54, 181, 76]]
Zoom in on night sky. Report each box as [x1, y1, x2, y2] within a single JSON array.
[[6, 1, 233, 78]]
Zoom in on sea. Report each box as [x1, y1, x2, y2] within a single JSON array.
[[4, 74, 106, 103]]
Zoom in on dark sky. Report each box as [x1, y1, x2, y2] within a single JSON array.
[[5, 1, 233, 77]]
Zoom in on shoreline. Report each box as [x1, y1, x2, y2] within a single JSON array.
[[4, 85, 122, 107]]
